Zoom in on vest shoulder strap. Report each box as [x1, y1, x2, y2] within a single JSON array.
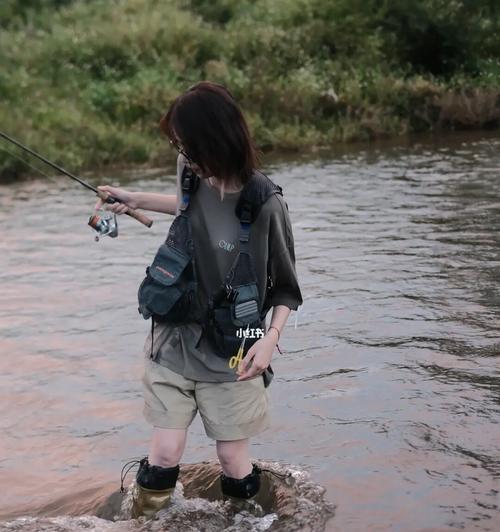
[[212, 170, 284, 307], [179, 164, 200, 211], [235, 170, 283, 243]]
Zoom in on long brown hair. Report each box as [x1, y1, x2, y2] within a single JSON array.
[[159, 81, 259, 187]]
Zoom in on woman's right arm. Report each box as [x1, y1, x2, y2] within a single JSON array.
[[94, 186, 177, 216], [95, 156, 187, 216], [130, 191, 177, 215]]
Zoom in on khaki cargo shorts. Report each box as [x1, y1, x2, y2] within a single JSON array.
[[141, 358, 271, 441]]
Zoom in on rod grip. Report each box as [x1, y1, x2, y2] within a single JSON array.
[[96, 190, 153, 228]]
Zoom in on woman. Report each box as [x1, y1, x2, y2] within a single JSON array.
[[98, 81, 303, 519]]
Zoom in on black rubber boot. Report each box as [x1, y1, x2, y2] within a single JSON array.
[[220, 463, 262, 500], [129, 457, 180, 519], [219, 462, 289, 514]]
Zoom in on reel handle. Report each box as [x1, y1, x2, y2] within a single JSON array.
[[96, 190, 153, 228]]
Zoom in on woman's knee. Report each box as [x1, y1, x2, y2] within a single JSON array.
[[216, 439, 252, 477], [149, 427, 187, 466]]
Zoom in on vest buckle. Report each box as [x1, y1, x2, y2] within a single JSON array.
[[224, 282, 239, 303], [239, 202, 252, 243]]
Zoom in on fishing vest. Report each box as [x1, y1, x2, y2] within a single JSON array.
[[137, 164, 283, 360]]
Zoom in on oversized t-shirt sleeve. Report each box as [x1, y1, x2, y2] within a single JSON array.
[[266, 194, 303, 311]]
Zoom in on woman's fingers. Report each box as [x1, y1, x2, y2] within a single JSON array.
[[237, 347, 256, 375], [116, 203, 129, 214], [236, 362, 262, 381], [103, 202, 129, 215], [94, 189, 105, 210], [94, 185, 130, 215], [237, 348, 263, 381], [95, 185, 112, 210]]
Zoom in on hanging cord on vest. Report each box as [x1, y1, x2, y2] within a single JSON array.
[[150, 319, 155, 359], [294, 304, 301, 329]]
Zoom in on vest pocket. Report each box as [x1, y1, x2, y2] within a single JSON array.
[[138, 243, 195, 322], [212, 307, 265, 359], [230, 283, 261, 326], [149, 244, 189, 284], [210, 284, 265, 359]]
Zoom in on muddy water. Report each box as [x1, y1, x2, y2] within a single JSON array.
[[0, 131, 499, 531]]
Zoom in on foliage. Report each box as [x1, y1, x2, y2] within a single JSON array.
[[1, 0, 499, 179]]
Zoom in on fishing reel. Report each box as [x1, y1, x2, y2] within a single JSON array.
[[88, 210, 118, 241]]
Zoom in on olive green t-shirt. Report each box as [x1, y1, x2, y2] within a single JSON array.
[[145, 154, 303, 382]]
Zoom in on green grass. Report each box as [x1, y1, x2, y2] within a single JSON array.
[[1, 0, 499, 180]]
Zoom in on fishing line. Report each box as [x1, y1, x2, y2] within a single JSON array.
[[0, 130, 153, 230], [0, 145, 59, 185], [0, 130, 98, 193]]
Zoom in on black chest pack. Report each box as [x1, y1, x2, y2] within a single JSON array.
[[137, 165, 283, 361]]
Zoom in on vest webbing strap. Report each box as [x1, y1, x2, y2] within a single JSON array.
[[179, 166, 199, 212], [179, 168, 281, 311], [238, 200, 252, 248]]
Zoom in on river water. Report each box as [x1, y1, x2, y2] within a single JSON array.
[[0, 131, 499, 531]]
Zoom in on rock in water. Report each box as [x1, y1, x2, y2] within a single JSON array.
[[0, 460, 335, 532]]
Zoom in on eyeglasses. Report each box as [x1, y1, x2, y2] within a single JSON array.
[[169, 138, 192, 162]]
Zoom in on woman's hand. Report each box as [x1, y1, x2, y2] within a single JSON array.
[[236, 329, 279, 381], [94, 185, 138, 214]]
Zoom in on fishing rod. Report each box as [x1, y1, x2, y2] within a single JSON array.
[[0, 131, 153, 237]]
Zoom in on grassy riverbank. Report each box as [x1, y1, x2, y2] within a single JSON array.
[[1, 0, 499, 180]]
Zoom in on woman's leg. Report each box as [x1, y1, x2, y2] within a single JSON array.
[[216, 438, 262, 500], [196, 378, 270, 499], [216, 438, 253, 478], [148, 427, 188, 467], [130, 428, 186, 519], [135, 355, 197, 518]]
